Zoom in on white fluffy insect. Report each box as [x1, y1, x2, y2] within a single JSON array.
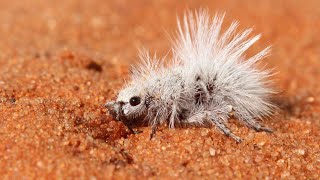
[[105, 10, 276, 143]]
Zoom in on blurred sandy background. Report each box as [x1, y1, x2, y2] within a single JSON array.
[[0, 0, 319, 179]]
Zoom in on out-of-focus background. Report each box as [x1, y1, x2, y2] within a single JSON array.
[[0, 0, 319, 179]]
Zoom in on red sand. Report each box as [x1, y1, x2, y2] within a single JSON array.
[[0, 0, 319, 179]]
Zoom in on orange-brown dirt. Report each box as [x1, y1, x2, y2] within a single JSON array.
[[0, 0, 319, 179]]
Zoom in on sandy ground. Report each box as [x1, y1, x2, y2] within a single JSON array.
[[0, 0, 319, 179]]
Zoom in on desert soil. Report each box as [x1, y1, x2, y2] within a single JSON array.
[[0, 0, 319, 179]]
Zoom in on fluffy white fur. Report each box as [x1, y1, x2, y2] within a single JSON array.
[[106, 10, 276, 142]]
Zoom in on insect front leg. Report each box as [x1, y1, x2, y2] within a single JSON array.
[[120, 120, 143, 135], [148, 109, 163, 140], [150, 117, 162, 140], [150, 123, 158, 140]]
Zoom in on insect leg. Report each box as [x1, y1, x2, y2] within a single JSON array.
[[129, 127, 143, 134], [149, 123, 159, 140], [168, 103, 177, 128], [210, 115, 243, 143], [249, 122, 273, 133], [149, 112, 161, 140], [121, 121, 143, 134], [186, 110, 243, 143], [149, 107, 168, 139], [235, 111, 273, 133]]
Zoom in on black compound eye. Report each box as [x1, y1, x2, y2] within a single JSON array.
[[129, 96, 141, 106]]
